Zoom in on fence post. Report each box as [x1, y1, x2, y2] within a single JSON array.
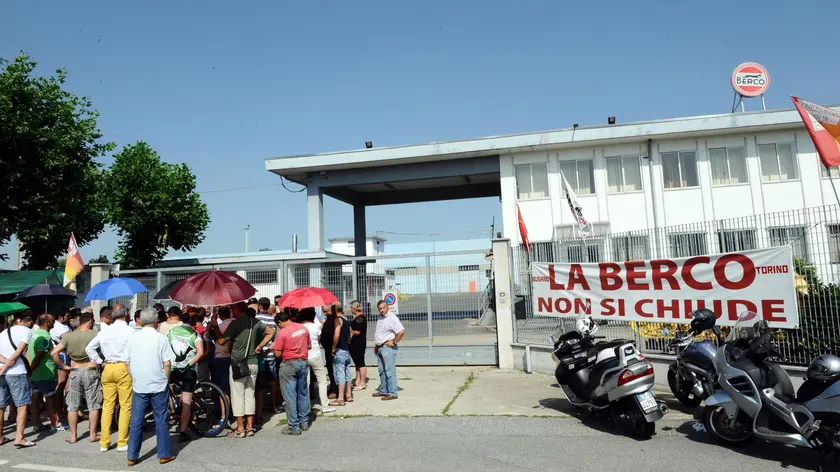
[[155, 270, 163, 298], [351, 260, 358, 303], [425, 256, 433, 350], [278, 263, 286, 294], [492, 239, 515, 370]]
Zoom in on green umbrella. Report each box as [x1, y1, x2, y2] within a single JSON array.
[[0, 302, 29, 316]]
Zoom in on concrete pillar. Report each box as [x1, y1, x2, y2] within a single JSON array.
[[353, 204, 366, 257], [88, 263, 113, 316], [492, 239, 515, 370], [307, 185, 325, 252]]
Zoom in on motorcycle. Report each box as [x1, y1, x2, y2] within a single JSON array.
[[551, 316, 668, 438], [703, 311, 840, 467], [663, 308, 723, 407]]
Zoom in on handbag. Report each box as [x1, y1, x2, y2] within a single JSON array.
[[230, 318, 254, 380]]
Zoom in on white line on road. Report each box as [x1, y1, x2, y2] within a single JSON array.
[[12, 464, 128, 472], [0, 460, 9, 465]]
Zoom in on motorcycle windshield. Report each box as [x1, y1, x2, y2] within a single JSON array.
[[725, 311, 766, 343]]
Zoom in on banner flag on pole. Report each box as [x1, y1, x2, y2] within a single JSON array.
[[791, 96, 840, 167], [63, 234, 85, 288], [516, 203, 531, 252], [561, 171, 592, 237]]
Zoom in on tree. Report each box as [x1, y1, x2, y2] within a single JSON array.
[[0, 54, 112, 267], [89, 254, 110, 264], [103, 142, 210, 269]]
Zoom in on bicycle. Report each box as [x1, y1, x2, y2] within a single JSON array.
[[144, 378, 231, 437]]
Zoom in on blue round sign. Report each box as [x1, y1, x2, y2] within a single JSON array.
[[384, 293, 396, 305]]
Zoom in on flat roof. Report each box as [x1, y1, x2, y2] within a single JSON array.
[[265, 105, 840, 177]]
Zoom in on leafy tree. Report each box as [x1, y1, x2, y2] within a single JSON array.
[[89, 254, 110, 264], [104, 142, 210, 269], [0, 54, 112, 267]]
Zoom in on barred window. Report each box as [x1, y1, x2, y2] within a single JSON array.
[[612, 235, 650, 262], [245, 270, 277, 284], [768, 226, 808, 261], [669, 232, 707, 257], [719, 230, 756, 253], [830, 225, 840, 263]]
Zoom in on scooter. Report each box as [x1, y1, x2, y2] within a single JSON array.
[[703, 311, 840, 467], [551, 316, 668, 438], [663, 308, 722, 407]]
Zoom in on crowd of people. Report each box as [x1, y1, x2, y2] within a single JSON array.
[[0, 295, 406, 466]]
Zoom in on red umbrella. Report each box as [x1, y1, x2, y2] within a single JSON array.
[[278, 287, 338, 309], [170, 270, 256, 306]]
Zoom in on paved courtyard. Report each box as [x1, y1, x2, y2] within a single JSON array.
[[0, 368, 823, 472]]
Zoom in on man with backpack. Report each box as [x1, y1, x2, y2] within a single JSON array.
[[167, 320, 204, 443]]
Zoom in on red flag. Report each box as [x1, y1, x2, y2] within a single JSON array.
[[516, 203, 531, 252], [792, 96, 840, 168]]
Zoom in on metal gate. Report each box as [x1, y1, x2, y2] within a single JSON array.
[[115, 249, 499, 366]]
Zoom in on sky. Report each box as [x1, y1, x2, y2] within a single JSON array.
[[2, 0, 839, 268]]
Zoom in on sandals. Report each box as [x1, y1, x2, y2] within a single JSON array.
[[353, 385, 367, 391], [15, 440, 36, 449], [0, 437, 9, 446], [245, 429, 256, 437], [226, 430, 246, 439], [328, 400, 346, 407], [345, 397, 354, 403]]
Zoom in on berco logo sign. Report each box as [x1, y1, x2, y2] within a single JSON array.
[[731, 62, 770, 97]]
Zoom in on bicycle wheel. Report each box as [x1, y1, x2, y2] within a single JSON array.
[[191, 381, 231, 437]]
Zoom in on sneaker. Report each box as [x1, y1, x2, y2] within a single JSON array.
[[117, 446, 128, 452], [281, 427, 301, 436], [51, 424, 69, 433], [321, 406, 337, 413], [100, 446, 109, 452], [300, 422, 310, 432], [33, 424, 47, 433]]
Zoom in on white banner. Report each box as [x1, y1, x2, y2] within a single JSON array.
[[561, 171, 592, 238], [531, 247, 798, 328]]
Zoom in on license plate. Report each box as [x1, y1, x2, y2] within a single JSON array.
[[636, 390, 658, 413]]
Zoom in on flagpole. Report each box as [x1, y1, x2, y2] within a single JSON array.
[[827, 165, 840, 206]]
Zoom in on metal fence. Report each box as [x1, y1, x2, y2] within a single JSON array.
[[511, 204, 840, 366], [115, 249, 499, 365]]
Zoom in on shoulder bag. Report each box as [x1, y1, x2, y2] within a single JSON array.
[[230, 318, 254, 380]]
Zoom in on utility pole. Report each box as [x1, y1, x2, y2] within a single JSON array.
[[16, 239, 22, 270], [244, 225, 250, 253]]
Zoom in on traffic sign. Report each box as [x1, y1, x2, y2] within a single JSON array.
[[382, 290, 400, 315]]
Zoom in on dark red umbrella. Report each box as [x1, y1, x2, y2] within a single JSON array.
[[170, 270, 256, 306], [278, 287, 338, 309]]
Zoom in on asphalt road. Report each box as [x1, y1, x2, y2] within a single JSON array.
[[0, 416, 826, 472]]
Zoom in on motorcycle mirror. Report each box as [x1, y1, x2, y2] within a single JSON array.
[[661, 327, 671, 336], [597, 320, 609, 326]]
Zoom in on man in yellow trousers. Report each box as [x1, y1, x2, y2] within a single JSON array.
[[85, 304, 133, 452]]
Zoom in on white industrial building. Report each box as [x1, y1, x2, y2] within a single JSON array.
[[266, 105, 840, 281]]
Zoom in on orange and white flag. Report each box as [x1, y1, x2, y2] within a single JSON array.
[[63, 234, 85, 288], [792, 96, 840, 168]]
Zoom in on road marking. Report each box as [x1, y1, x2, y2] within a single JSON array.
[[12, 464, 128, 472], [0, 460, 9, 466]]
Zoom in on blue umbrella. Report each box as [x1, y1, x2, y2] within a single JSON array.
[[84, 277, 148, 302]]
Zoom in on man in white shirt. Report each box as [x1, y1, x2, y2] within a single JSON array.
[[86, 305, 133, 453], [125, 307, 176, 466], [0, 313, 36, 448]]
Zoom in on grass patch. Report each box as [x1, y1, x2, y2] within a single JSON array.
[[442, 371, 475, 416]]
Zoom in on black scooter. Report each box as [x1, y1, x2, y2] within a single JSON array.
[[663, 308, 722, 407]]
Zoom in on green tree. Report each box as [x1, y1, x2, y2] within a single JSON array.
[[0, 54, 112, 267], [89, 254, 110, 264], [104, 142, 210, 269]]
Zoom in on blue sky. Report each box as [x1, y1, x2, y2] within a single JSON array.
[[2, 0, 839, 268]]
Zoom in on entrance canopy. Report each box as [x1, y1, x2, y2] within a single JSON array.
[[266, 141, 505, 256]]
